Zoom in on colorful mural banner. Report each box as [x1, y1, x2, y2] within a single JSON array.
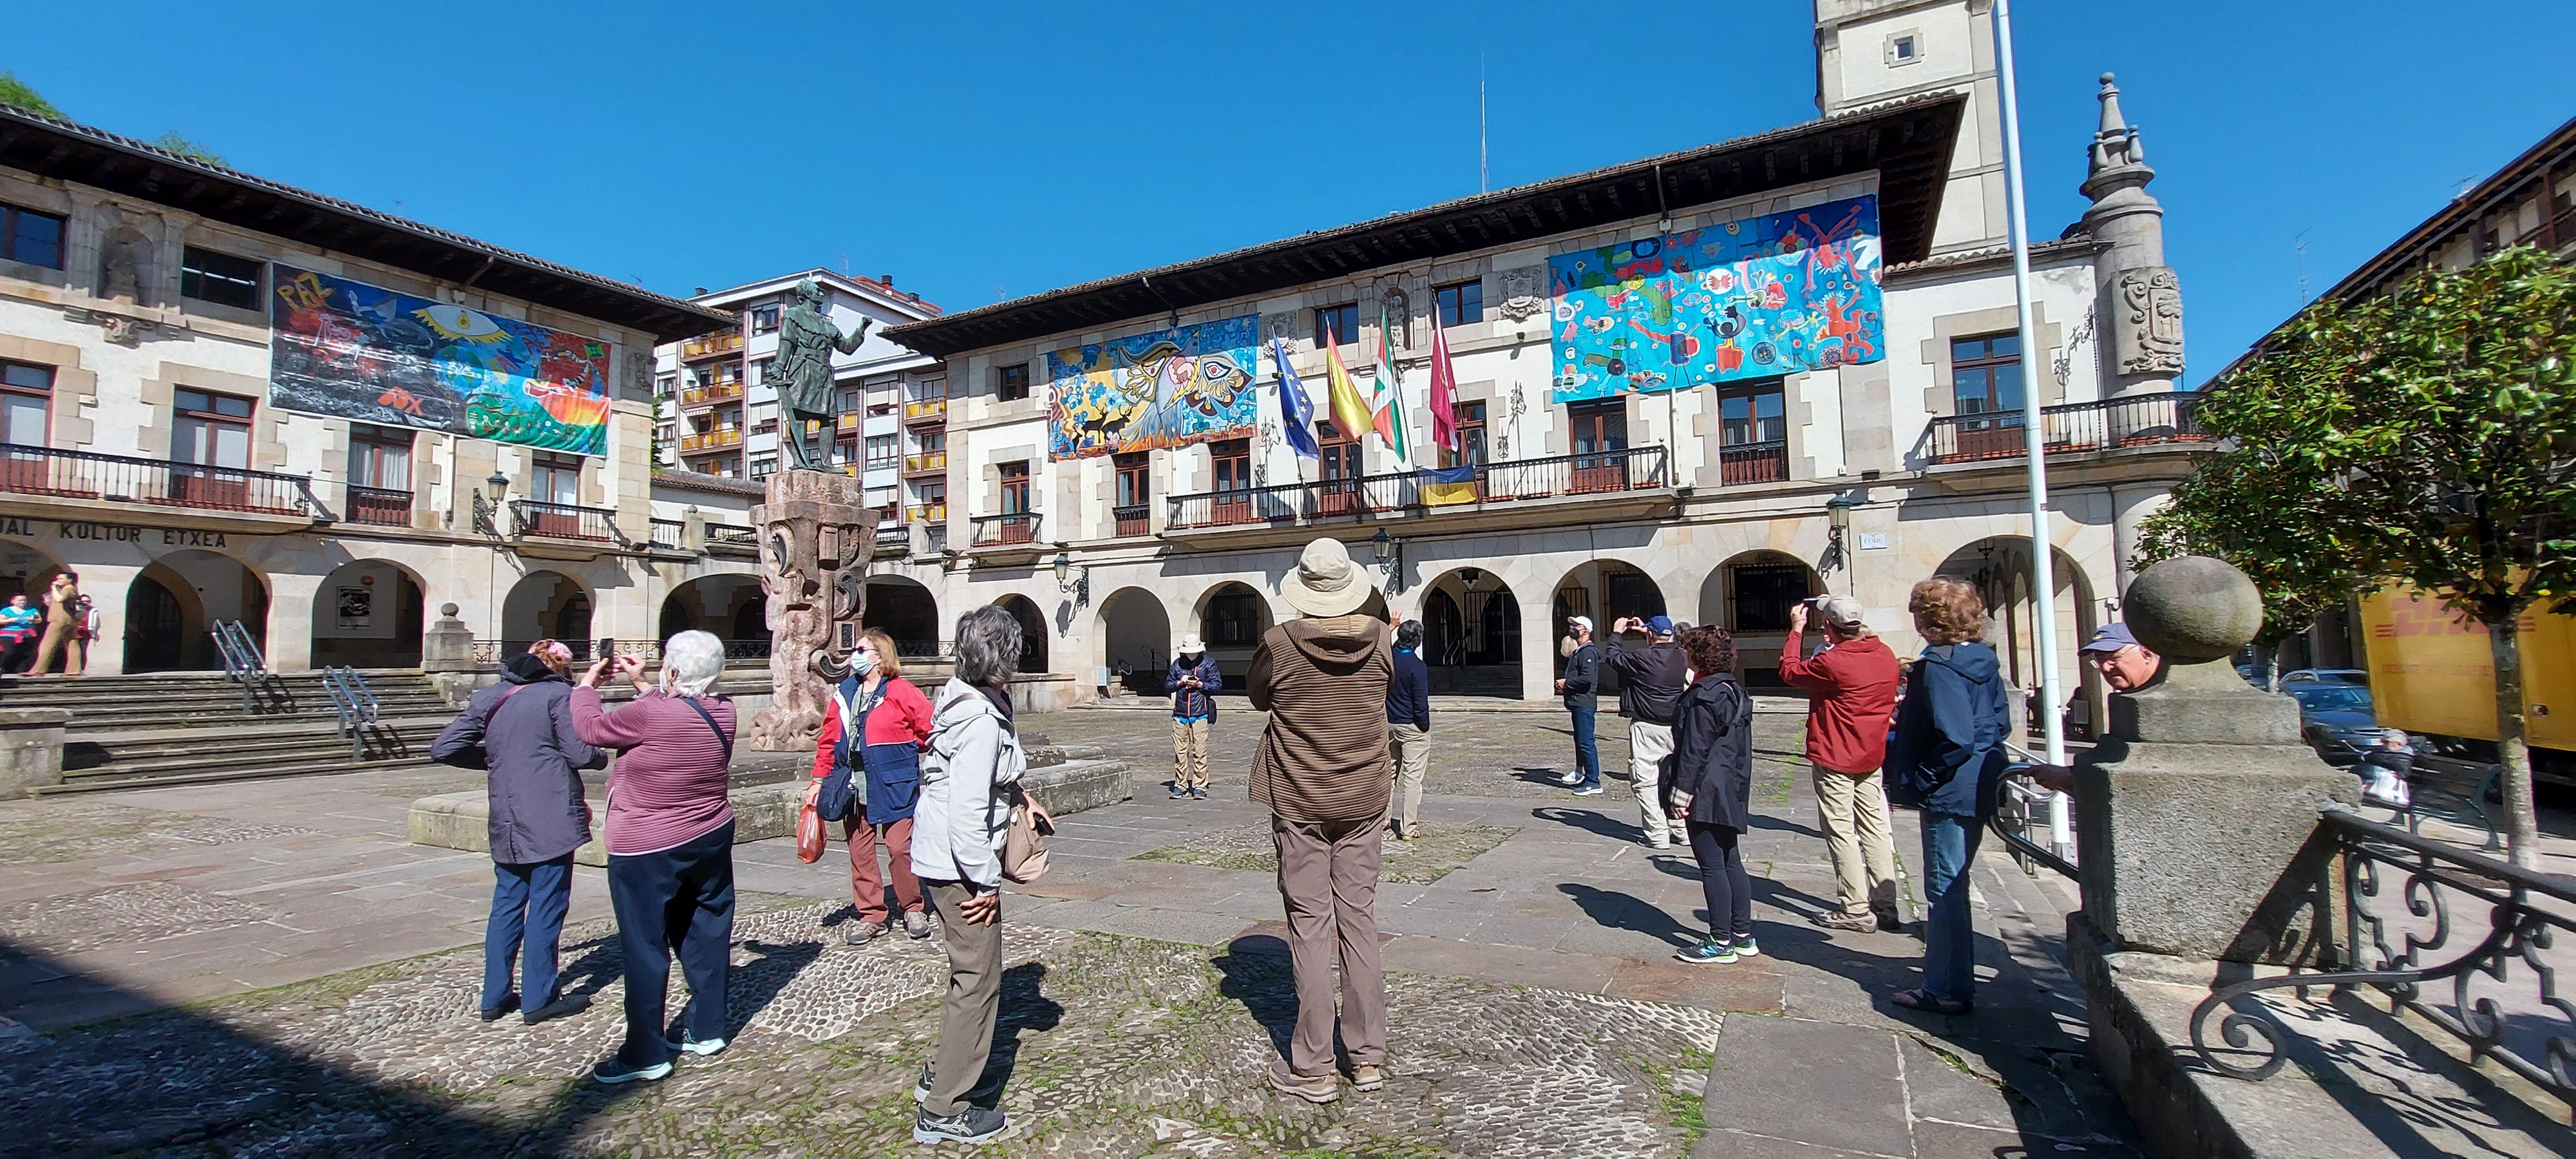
[[268, 265, 613, 456], [1549, 194, 1884, 404], [1047, 316, 1259, 460]]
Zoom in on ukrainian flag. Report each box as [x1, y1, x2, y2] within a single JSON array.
[[1417, 464, 1478, 507]]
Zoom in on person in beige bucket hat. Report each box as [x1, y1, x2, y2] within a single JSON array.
[[1249, 538, 1395, 1102], [1166, 632, 1221, 800]]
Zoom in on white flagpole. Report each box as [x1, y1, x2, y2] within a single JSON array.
[[1991, 0, 2072, 858]]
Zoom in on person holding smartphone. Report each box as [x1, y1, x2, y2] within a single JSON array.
[[1166, 636, 1222, 800]]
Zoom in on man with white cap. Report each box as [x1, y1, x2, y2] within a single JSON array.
[[1782, 595, 1905, 932], [1248, 537, 1396, 1103], [1554, 616, 1604, 795], [1166, 634, 1222, 800]]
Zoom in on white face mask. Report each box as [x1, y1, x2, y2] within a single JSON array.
[[853, 654, 876, 677]]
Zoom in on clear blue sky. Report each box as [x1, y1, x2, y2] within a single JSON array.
[[19, 1, 2574, 373]]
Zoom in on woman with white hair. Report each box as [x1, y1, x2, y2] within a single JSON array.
[[570, 630, 738, 1086]]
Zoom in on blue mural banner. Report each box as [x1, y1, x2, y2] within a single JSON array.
[[1048, 316, 1259, 460], [1548, 194, 1884, 404], [269, 265, 612, 455]]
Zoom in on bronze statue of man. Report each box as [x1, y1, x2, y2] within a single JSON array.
[[770, 278, 871, 471]]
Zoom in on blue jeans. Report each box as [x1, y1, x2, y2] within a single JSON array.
[[482, 854, 574, 1012], [1569, 706, 1600, 789], [1920, 811, 1984, 1003], [607, 822, 736, 1066]]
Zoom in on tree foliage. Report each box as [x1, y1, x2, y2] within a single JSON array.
[[2136, 446, 2365, 689], [0, 72, 62, 119]]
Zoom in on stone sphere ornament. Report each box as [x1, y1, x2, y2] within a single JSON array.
[[2120, 555, 2262, 663]]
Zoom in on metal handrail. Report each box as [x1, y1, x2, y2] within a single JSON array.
[[1162, 445, 1671, 529], [207, 618, 283, 713], [1924, 391, 2206, 464], [319, 665, 382, 759], [648, 518, 687, 552], [970, 511, 1041, 547], [343, 484, 413, 527], [0, 441, 331, 520], [509, 499, 638, 549]]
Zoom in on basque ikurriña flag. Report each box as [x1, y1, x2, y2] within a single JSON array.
[[1272, 337, 1318, 460]]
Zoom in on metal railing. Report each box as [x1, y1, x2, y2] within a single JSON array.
[[679, 428, 743, 453], [905, 451, 947, 475], [344, 484, 413, 527], [319, 665, 386, 759], [1165, 445, 1669, 529], [971, 512, 1041, 547], [2188, 806, 2575, 1114], [1113, 504, 1150, 537], [904, 397, 947, 422], [705, 523, 759, 552], [681, 332, 745, 361], [208, 618, 287, 713], [679, 381, 745, 408], [649, 518, 687, 552], [1715, 440, 1790, 485], [1925, 392, 2206, 464], [0, 442, 328, 518], [509, 500, 636, 547], [875, 523, 909, 554]]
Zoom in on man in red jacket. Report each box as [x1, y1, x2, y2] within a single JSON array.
[[1781, 595, 1906, 932]]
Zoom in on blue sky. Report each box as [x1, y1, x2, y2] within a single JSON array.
[[18, 1, 2573, 373]]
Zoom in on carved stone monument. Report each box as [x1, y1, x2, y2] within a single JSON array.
[[769, 278, 872, 471], [745, 469, 873, 751]]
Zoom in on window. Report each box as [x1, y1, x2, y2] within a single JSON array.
[[748, 400, 778, 433], [1715, 379, 1788, 484], [999, 460, 1031, 514], [1316, 422, 1361, 481], [918, 377, 946, 401], [1114, 452, 1150, 535], [750, 453, 777, 478], [1951, 334, 2024, 419], [1730, 561, 1814, 633], [1, 361, 50, 447], [1208, 589, 1262, 648], [172, 388, 254, 469], [750, 305, 781, 335], [866, 434, 899, 468], [0, 202, 63, 269], [996, 363, 1030, 402], [915, 428, 947, 457], [1888, 33, 1920, 64], [835, 386, 861, 414], [1313, 303, 1359, 349], [1446, 400, 1488, 469], [833, 437, 857, 466], [1209, 438, 1253, 523], [347, 424, 413, 491], [1435, 280, 1484, 328], [914, 481, 946, 509], [656, 375, 675, 399], [531, 453, 583, 505], [1567, 399, 1627, 453], [753, 357, 775, 385], [179, 247, 263, 310]]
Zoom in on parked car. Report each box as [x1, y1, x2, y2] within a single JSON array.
[[2237, 663, 2266, 686], [2283, 679, 2400, 765], [2282, 668, 2369, 687]]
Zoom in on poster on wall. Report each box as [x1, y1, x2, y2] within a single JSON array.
[[336, 585, 372, 631], [1549, 194, 1884, 404], [1047, 316, 1259, 460], [268, 264, 613, 456]]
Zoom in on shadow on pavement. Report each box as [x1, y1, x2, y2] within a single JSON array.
[[971, 962, 1064, 1107], [1528, 806, 1643, 842], [1211, 934, 1297, 1059], [1558, 882, 1699, 948], [1747, 812, 1825, 840]]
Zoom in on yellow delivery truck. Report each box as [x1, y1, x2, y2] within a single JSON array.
[[2357, 588, 2575, 787]]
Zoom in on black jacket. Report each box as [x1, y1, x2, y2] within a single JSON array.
[[1387, 647, 1432, 730], [1606, 639, 1689, 724], [1667, 674, 1753, 831], [1561, 641, 1601, 711]]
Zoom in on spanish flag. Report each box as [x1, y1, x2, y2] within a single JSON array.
[[1323, 321, 1371, 444]]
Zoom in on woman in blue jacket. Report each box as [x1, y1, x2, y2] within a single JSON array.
[[1883, 577, 2009, 1015]]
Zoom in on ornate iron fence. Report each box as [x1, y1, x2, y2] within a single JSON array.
[[1164, 445, 1671, 530], [1926, 392, 2206, 464], [509, 499, 636, 547], [971, 512, 1041, 546], [2188, 806, 2574, 1114], [0, 442, 327, 517], [649, 518, 687, 552]]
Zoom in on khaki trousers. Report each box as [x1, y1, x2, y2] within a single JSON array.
[[1171, 718, 1211, 791], [1813, 766, 1901, 919], [1629, 721, 1683, 842], [921, 879, 1002, 1116], [30, 619, 80, 675], [1386, 724, 1428, 835], [1271, 813, 1387, 1079]]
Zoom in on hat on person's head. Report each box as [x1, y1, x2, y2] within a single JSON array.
[[1645, 614, 1675, 637], [1177, 635, 1205, 655], [1278, 537, 1373, 617], [2080, 622, 2141, 655], [1816, 595, 1866, 630], [1567, 615, 1593, 633]]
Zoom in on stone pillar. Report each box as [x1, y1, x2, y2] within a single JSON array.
[[2078, 74, 2184, 401], [746, 469, 873, 751], [0, 708, 70, 796], [76, 561, 143, 676], [2108, 483, 2169, 596], [422, 601, 480, 706], [265, 569, 323, 672]]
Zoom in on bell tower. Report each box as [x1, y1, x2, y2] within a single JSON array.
[[1812, 0, 2007, 254]]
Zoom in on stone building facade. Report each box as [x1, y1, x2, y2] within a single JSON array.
[[0, 105, 728, 674]]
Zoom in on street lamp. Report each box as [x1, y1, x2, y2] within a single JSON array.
[[1370, 528, 1402, 594], [1053, 552, 1088, 606], [473, 471, 511, 537], [1370, 528, 1394, 563]]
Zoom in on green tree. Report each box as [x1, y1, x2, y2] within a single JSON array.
[[0, 71, 62, 118], [149, 131, 223, 166], [2196, 245, 2575, 867], [2136, 446, 2365, 692]]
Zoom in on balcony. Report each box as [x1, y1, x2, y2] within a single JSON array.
[[837, 413, 860, 431], [681, 331, 744, 361], [904, 451, 947, 476], [1163, 446, 1672, 538], [679, 381, 744, 410], [345, 484, 414, 527], [1924, 392, 2206, 466], [1113, 504, 1150, 538], [679, 428, 743, 453], [907, 502, 947, 523], [971, 512, 1041, 548], [648, 517, 687, 552], [507, 500, 635, 560], [1715, 440, 1790, 486], [875, 522, 910, 557], [904, 397, 947, 424], [703, 523, 759, 558], [0, 442, 328, 529]]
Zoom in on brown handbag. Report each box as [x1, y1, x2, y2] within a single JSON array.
[[1001, 788, 1055, 884]]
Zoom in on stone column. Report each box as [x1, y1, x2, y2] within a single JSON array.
[[746, 469, 873, 751], [75, 561, 143, 676], [265, 570, 323, 672], [2108, 483, 2169, 596], [2078, 75, 2184, 402], [0, 708, 70, 796], [421, 601, 480, 706]]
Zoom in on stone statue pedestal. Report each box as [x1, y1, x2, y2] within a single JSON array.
[[421, 601, 481, 708], [745, 469, 873, 753]]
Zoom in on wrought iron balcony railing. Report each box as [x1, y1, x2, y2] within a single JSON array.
[[704, 523, 759, 552], [1925, 391, 2206, 465], [0, 442, 328, 518], [649, 517, 686, 552], [344, 484, 413, 527], [875, 522, 909, 555], [971, 511, 1040, 547], [1714, 440, 1789, 486], [1113, 504, 1150, 537], [1164, 445, 1669, 531], [509, 499, 635, 547]]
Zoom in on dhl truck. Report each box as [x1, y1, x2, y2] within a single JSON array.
[[2358, 588, 2576, 788]]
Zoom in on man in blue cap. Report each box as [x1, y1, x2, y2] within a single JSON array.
[[1605, 614, 1690, 847], [2079, 622, 2161, 692]]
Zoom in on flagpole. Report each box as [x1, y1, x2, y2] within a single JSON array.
[[1991, 0, 2073, 860]]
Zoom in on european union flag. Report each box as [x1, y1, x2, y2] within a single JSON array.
[[1273, 337, 1318, 459]]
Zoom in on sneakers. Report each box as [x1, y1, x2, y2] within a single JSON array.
[[1267, 1066, 1341, 1104], [1812, 910, 1879, 932], [1191, 787, 1208, 800], [846, 920, 887, 946], [1555, 769, 1584, 787], [1674, 938, 1739, 965], [591, 1057, 673, 1085], [1644, 834, 1672, 849], [1874, 910, 1912, 934], [477, 993, 519, 1022], [912, 1062, 934, 1104], [1571, 784, 1604, 797], [1348, 1064, 1386, 1091], [1732, 936, 1761, 958], [904, 909, 933, 939], [1170, 785, 1188, 800], [522, 994, 591, 1026], [665, 1030, 726, 1057], [913, 1103, 1015, 1145]]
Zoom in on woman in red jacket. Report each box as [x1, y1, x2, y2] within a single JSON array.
[[806, 628, 938, 944]]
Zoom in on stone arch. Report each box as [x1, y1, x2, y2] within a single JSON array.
[[1419, 566, 1524, 698], [993, 593, 1047, 674], [1709, 551, 1826, 688], [1095, 586, 1171, 695], [863, 576, 942, 659], [128, 548, 270, 673], [1935, 536, 2103, 739], [1548, 560, 1665, 695], [310, 558, 426, 668], [1191, 580, 1272, 692], [502, 570, 593, 657], [0, 537, 65, 603], [661, 574, 767, 653]]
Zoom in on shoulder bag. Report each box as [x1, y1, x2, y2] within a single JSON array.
[[1001, 786, 1056, 885], [429, 683, 529, 771]]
